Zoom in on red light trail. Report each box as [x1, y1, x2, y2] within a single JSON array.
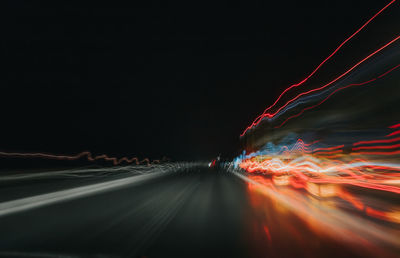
[[352, 150, 400, 156], [387, 130, 400, 137], [0, 151, 160, 166], [353, 136, 400, 146], [238, 129, 400, 194], [241, 34, 400, 136], [274, 64, 400, 128], [254, 0, 396, 119], [234, 3, 400, 252], [352, 143, 400, 151], [389, 123, 400, 129], [239, 156, 400, 194], [240, 0, 399, 136]]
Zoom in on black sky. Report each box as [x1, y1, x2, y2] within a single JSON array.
[[1, 1, 399, 161]]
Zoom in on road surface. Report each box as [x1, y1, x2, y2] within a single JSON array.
[[0, 164, 398, 257]]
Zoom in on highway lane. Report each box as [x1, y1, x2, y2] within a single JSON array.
[[0, 165, 398, 257], [0, 166, 251, 257]]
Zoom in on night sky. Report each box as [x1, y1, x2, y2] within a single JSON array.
[[2, 1, 399, 161]]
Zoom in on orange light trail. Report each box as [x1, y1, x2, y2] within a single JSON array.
[[235, 3, 400, 252], [239, 157, 400, 194], [237, 171, 400, 254], [351, 150, 400, 156], [309, 145, 345, 152], [238, 130, 400, 194]]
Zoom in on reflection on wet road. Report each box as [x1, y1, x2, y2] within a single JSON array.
[[238, 171, 400, 258]]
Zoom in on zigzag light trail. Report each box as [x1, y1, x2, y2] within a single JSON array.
[[0, 151, 160, 166], [5, 1, 400, 257]]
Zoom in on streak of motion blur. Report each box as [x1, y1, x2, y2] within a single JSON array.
[[2, 164, 398, 258], [234, 1, 400, 257], [0, 1, 400, 258]]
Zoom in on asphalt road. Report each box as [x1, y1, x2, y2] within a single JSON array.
[[0, 165, 397, 258]]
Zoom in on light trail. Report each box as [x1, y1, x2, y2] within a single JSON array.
[[389, 123, 400, 129], [0, 150, 161, 166], [234, 3, 400, 254], [274, 64, 400, 128], [352, 143, 400, 151], [352, 150, 400, 156], [237, 130, 400, 194], [231, 170, 400, 250], [239, 156, 400, 193], [309, 145, 344, 152], [0, 162, 202, 217], [0, 171, 161, 217], [387, 130, 400, 137], [241, 34, 400, 136], [246, 0, 397, 127], [354, 136, 400, 146]]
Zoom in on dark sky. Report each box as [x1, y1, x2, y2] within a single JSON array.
[[1, 1, 398, 161]]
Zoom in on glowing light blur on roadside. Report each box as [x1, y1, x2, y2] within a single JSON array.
[[233, 2, 400, 256]]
